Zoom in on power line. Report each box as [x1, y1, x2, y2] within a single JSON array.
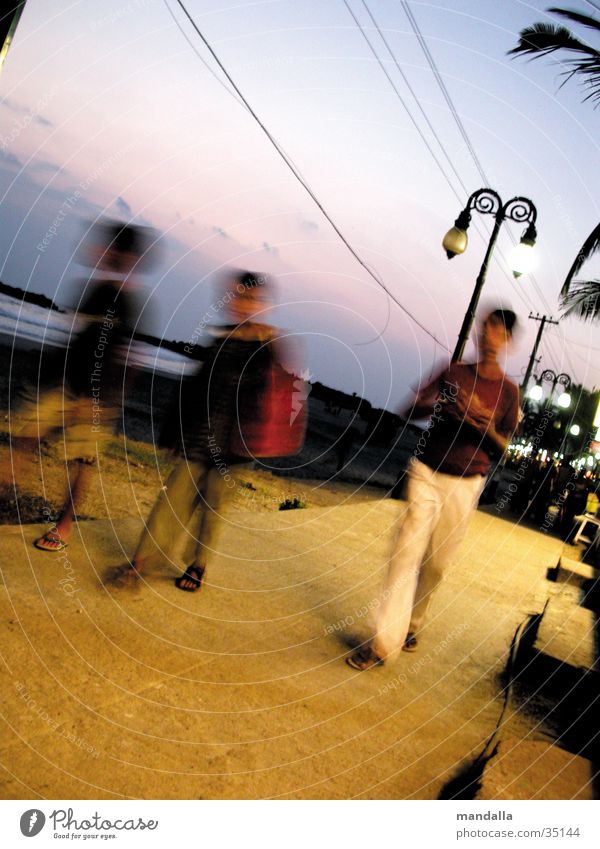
[[167, 0, 449, 350], [356, 0, 554, 325], [164, 0, 313, 188], [401, 0, 488, 186], [343, 0, 465, 206], [350, 1, 538, 320], [548, 327, 600, 353], [399, 0, 556, 318], [583, 1, 600, 15]]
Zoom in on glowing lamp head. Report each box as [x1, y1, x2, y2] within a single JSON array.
[[528, 383, 543, 402], [510, 241, 536, 277], [511, 222, 537, 279], [569, 424, 580, 436], [557, 391, 571, 409]]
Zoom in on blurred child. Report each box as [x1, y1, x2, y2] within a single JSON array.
[[110, 269, 292, 592], [8, 220, 155, 551]]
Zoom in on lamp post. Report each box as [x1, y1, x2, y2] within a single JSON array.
[[442, 188, 538, 363], [528, 369, 572, 410]]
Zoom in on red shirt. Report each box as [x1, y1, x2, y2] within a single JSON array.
[[416, 362, 520, 477]]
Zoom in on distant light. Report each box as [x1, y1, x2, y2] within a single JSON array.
[[541, 449, 547, 462], [528, 384, 543, 401], [557, 391, 571, 409], [588, 456, 594, 467], [570, 424, 581, 436]]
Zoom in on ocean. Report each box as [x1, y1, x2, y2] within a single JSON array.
[[0, 292, 194, 377]]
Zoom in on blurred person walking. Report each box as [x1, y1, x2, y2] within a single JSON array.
[[109, 270, 306, 592], [347, 309, 520, 670], [6, 221, 155, 551]]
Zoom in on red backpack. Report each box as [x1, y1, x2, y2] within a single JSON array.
[[230, 339, 308, 459]]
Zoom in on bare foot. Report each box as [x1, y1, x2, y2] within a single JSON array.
[[34, 531, 69, 552], [105, 563, 141, 590]]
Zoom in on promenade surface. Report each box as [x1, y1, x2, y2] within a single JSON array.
[[0, 498, 593, 799]]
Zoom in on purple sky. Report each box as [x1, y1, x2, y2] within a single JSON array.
[[1, 0, 599, 409]]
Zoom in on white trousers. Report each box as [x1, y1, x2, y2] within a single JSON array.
[[372, 459, 485, 659]]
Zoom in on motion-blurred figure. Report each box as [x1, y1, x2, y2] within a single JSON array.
[[348, 308, 520, 670], [335, 427, 356, 473], [110, 269, 306, 592], [8, 220, 156, 551]]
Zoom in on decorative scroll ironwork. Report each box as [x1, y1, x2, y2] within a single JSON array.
[[468, 188, 502, 218], [540, 369, 571, 390], [503, 196, 537, 226]]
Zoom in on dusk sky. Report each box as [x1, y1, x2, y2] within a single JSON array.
[[1, 0, 599, 409]]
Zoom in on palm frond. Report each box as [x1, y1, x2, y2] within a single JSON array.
[[561, 221, 600, 295], [508, 23, 594, 57], [509, 16, 600, 103], [560, 279, 600, 321], [548, 7, 600, 35]]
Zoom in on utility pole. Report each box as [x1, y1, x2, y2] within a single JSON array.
[[0, 2, 26, 75], [521, 313, 559, 394]]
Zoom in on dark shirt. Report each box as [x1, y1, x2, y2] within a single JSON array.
[[417, 362, 520, 477], [167, 324, 274, 463], [63, 279, 139, 400]]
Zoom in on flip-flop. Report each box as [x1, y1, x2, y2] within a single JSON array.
[[175, 565, 205, 593], [34, 532, 68, 552], [403, 632, 418, 652], [346, 646, 384, 671]]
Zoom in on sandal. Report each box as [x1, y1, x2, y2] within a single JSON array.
[[403, 632, 418, 652], [105, 562, 141, 590], [346, 646, 384, 671], [175, 565, 205, 593], [34, 531, 68, 552]]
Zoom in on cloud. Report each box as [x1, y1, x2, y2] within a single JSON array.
[[0, 149, 23, 168], [114, 196, 133, 216], [213, 225, 228, 238], [31, 159, 62, 173], [262, 240, 279, 257], [1, 97, 53, 127]]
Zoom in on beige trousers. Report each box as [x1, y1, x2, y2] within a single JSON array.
[[372, 459, 485, 659], [134, 459, 230, 569]]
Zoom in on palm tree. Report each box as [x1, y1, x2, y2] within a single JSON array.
[[509, 7, 600, 104], [509, 7, 600, 320]]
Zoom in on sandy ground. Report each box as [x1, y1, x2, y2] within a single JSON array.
[[2, 490, 592, 800], [0, 433, 385, 526]]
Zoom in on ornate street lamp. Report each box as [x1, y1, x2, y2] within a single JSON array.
[[442, 188, 538, 362], [529, 369, 572, 410]]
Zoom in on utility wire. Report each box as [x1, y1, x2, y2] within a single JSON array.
[[351, 0, 537, 319], [343, 0, 464, 207], [400, 0, 555, 317], [164, 0, 313, 187], [583, 1, 600, 15], [168, 0, 447, 349], [358, 0, 470, 196], [401, 0, 488, 186], [549, 328, 600, 353]]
